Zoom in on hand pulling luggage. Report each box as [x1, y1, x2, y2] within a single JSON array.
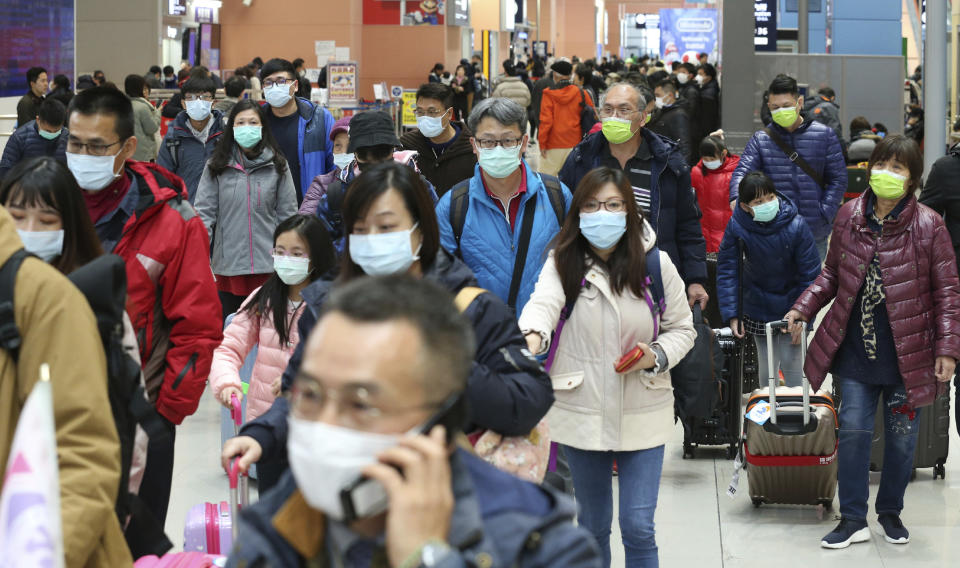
[[183, 458, 249, 555], [219, 313, 258, 479], [869, 393, 950, 479], [733, 321, 838, 508]]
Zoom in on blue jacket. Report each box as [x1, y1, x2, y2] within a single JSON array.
[[729, 120, 847, 241], [435, 162, 572, 313], [0, 121, 68, 181], [156, 110, 225, 203], [716, 193, 822, 324], [226, 451, 601, 567], [261, 97, 335, 198], [559, 129, 707, 285]]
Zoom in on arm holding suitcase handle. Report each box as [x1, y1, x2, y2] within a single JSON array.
[[228, 458, 249, 543], [765, 320, 810, 427]]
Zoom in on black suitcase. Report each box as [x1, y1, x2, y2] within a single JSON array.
[[868, 393, 949, 479], [682, 328, 743, 459]]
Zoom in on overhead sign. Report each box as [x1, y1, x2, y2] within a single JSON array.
[[754, 1, 777, 52], [658, 9, 718, 64]]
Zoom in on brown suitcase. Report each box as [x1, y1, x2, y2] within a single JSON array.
[[742, 321, 838, 508]]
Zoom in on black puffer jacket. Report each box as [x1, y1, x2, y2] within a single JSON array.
[[240, 249, 555, 462], [400, 124, 477, 196], [0, 121, 68, 181], [649, 103, 694, 166], [920, 145, 960, 271]]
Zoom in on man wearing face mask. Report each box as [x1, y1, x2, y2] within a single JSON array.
[[67, 86, 223, 530], [676, 63, 701, 153], [695, 63, 720, 143], [648, 79, 693, 166], [559, 83, 709, 309], [226, 275, 600, 566], [0, 98, 68, 181], [260, 58, 335, 203], [538, 60, 595, 177], [730, 74, 847, 262], [157, 76, 225, 203], [436, 97, 573, 314], [399, 83, 477, 195]]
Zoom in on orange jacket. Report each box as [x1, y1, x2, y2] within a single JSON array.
[[539, 84, 594, 151]]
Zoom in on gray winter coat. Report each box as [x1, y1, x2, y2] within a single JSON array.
[[131, 97, 161, 162], [195, 146, 298, 277]]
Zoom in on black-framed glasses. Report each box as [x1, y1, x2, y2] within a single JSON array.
[[262, 78, 293, 88], [474, 137, 522, 150], [66, 138, 123, 156], [184, 94, 214, 102], [414, 108, 448, 118], [582, 198, 626, 213]]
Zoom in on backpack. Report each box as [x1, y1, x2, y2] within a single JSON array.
[[165, 137, 180, 171], [324, 178, 348, 239], [0, 252, 173, 556], [578, 88, 598, 137]]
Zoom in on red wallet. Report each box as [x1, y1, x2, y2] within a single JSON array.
[[615, 345, 645, 373]]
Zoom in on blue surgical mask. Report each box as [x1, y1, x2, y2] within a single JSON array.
[[333, 152, 355, 170], [66, 151, 122, 192], [234, 126, 262, 149], [265, 84, 293, 108], [579, 211, 627, 250], [38, 128, 61, 141], [273, 255, 310, 285], [751, 197, 780, 223], [185, 99, 212, 121], [417, 110, 448, 138], [17, 229, 64, 262], [349, 223, 422, 275], [477, 145, 522, 178]]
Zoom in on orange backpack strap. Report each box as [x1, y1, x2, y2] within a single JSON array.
[[453, 286, 487, 313]]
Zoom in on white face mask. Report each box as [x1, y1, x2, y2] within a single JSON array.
[[703, 158, 723, 170], [66, 151, 122, 191], [17, 229, 64, 262], [417, 109, 449, 138], [695, 75, 705, 85], [349, 223, 422, 276], [677, 73, 690, 84], [265, 83, 293, 108], [287, 416, 401, 520], [273, 255, 310, 285], [655, 96, 666, 109], [333, 152, 355, 170], [185, 99, 212, 121]]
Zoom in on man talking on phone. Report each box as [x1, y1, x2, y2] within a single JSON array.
[[226, 275, 601, 567]]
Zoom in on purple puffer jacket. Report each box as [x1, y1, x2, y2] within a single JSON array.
[[792, 189, 960, 408]]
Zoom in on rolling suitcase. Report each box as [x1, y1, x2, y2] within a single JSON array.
[[868, 393, 950, 479], [183, 457, 249, 555], [219, 313, 258, 479], [740, 321, 838, 508], [682, 327, 742, 459]]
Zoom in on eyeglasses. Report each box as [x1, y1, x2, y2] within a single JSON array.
[[414, 108, 448, 118], [262, 78, 293, 88], [599, 106, 639, 119], [474, 137, 522, 150], [184, 94, 214, 102], [581, 198, 626, 213], [289, 376, 440, 429], [66, 138, 123, 156]]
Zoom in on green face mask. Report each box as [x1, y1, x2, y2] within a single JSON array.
[[870, 168, 908, 200], [38, 128, 61, 141], [601, 117, 637, 145], [771, 104, 799, 128]]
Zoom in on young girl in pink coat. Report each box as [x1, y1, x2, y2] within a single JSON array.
[[210, 214, 336, 421]]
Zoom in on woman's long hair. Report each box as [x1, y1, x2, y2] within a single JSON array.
[[208, 99, 287, 178], [552, 167, 647, 301], [240, 215, 335, 345], [0, 157, 104, 274]]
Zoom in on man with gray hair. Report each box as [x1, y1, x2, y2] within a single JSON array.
[[559, 83, 709, 308], [435, 97, 573, 314]]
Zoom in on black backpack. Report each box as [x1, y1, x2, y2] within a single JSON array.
[[0, 252, 173, 556]]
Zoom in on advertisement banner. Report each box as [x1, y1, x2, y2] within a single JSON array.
[[658, 8, 718, 64], [327, 62, 358, 104], [401, 90, 418, 128], [363, 0, 445, 25]]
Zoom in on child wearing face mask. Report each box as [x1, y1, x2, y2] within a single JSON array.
[[209, 214, 336, 424], [716, 171, 822, 387], [691, 135, 740, 253]]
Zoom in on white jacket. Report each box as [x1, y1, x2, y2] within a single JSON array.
[[518, 225, 695, 451]]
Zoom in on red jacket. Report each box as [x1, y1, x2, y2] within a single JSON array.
[[792, 190, 960, 408], [690, 154, 739, 252], [539, 84, 593, 151], [118, 161, 223, 424]]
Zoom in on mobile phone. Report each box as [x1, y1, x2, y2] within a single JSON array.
[[338, 393, 465, 524], [615, 345, 645, 373]]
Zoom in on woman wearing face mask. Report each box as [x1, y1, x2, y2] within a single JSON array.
[[124, 74, 161, 162], [785, 135, 960, 550], [450, 64, 474, 121], [195, 100, 299, 317], [717, 171, 820, 388], [691, 135, 739, 253], [518, 167, 696, 568], [298, 115, 352, 216], [222, 161, 553, 495], [209, 214, 335, 425]]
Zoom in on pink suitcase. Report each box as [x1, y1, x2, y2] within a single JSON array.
[[134, 551, 226, 567], [183, 437, 249, 556]]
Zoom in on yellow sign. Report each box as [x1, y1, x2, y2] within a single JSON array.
[[401, 90, 418, 128]]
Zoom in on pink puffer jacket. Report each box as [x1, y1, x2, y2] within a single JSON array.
[[792, 189, 960, 408], [209, 287, 305, 421]]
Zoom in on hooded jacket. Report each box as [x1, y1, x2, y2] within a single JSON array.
[[730, 119, 847, 241], [690, 153, 739, 252], [717, 193, 821, 325], [492, 75, 532, 109], [0, 120, 68, 180], [539, 83, 594, 150], [920, 146, 960, 270], [195, 146, 298, 277], [225, 451, 601, 567], [559, 129, 708, 285], [847, 129, 880, 164], [0, 207, 132, 567], [697, 78, 720, 140], [130, 96, 161, 162], [792, 190, 960, 409], [518, 223, 696, 451], [400, 124, 477, 195], [240, 249, 555, 463], [648, 102, 693, 166], [156, 109, 226, 203]]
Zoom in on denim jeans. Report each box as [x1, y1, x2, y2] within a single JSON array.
[[752, 331, 804, 387], [835, 377, 921, 522], [563, 445, 665, 568]]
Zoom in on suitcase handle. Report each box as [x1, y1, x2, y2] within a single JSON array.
[[230, 393, 242, 434], [765, 320, 808, 426], [228, 458, 248, 544]]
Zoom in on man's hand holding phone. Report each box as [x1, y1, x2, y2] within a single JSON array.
[[615, 342, 656, 373], [362, 425, 454, 567]]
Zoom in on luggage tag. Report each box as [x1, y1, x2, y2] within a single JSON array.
[[726, 445, 744, 499], [746, 401, 771, 425]]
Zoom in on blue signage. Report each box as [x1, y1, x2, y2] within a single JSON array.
[[754, 0, 777, 52], [658, 9, 718, 64]]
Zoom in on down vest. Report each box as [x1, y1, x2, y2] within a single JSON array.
[[690, 153, 739, 252], [792, 189, 960, 409], [730, 120, 847, 241]]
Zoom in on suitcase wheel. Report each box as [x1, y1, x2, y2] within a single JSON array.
[[682, 443, 695, 460], [726, 445, 737, 460], [817, 499, 833, 510], [934, 463, 946, 480], [751, 498, 763, 508]]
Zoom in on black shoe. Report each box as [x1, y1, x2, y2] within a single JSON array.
[[877, 514, 910, 544], [821, 518, 870, 549]]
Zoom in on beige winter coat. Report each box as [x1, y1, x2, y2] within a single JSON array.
[[492, 76, 532, 109], [518, 225, 695, 451]]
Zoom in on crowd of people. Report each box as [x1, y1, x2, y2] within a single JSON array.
[[1, 48, 959, 568]]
